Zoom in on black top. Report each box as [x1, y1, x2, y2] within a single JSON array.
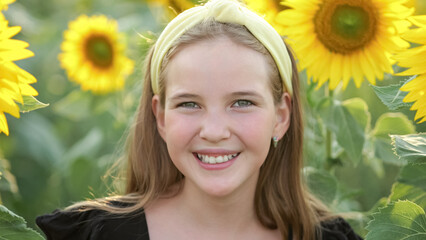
[[36, 205, 362, 240]]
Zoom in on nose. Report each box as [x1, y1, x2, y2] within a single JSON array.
[[199, 110, 231, 143]]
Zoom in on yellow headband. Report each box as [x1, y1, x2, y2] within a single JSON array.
[[151, 0, 293, 96]]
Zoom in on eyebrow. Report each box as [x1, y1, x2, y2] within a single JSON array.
[[167, 93, 200, 102], [230, 91, 263, 98], [167, 90, 264, 103]]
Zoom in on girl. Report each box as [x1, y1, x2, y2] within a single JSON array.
[[37, 0, 362, 239]]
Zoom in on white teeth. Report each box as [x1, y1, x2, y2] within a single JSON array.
[[196, 153, 238, 164], [208, 156, 216, 164]]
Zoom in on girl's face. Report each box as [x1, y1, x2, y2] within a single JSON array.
[[153, 37, 290, 198]]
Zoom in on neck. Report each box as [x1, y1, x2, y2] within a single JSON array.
[[145, 172, 281, 239], [176, 177, 259, 230]]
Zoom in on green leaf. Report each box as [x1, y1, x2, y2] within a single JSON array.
[[402, 233, 426, 240], [374, 138, 401, 165], [392, 134, 426, 164], [342, 98, 371, 131], [390, 182, 426, 209], [13, 113, 64, 167], [304, 112, 327, 167], [371, 114, 416, 165], [365, 155, 385, 177], [62, 128, 103, 169], [304, 167, 338, 204], [66, 155, 109, 199], [0, 158, 18, 194], [366, 200, 426, 240], [53, 91, 92, 121], [0, 205, 45, 240], [398, 163, 426, 192], [369, 197, 390, 214], [17, 96, 49, 113], [390, 162, 426, 209], [371, 78, 413, 111], [318, 98, 365, 163], [373, 113, 416, 139]]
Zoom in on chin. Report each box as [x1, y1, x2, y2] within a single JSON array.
[[197, 180, 243, 198], [205, 187, 235, 198]]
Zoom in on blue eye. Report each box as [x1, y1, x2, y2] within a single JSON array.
[[233, 100, 253, 107], [178, 102, 200, 108]]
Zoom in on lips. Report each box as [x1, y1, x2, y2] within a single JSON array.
[[194, 153, 239, 164]]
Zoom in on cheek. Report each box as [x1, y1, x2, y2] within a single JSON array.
[[163, 113, 201, 174], [233, 112, 275, 144], [164, 113, 198, 143]]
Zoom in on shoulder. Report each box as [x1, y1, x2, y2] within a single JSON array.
[[319, 217, 363, 240], [36, 201, 149, 240]]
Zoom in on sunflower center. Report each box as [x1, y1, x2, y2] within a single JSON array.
[[314, 0, 377, 54], [85, 36, 113, 68]]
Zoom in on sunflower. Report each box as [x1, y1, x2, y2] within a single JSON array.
[[146, 0, 197, 19], [0, 0, 15, 11], [394, 15, 426, 123], [59, 15, 134, 94], [244, 0, 290, 35], [0, 16, 38, 136], [406, 0, 426, 14], [277, 0, 413, 90]]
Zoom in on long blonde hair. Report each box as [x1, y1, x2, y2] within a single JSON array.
[[68, 19, 332, 240]]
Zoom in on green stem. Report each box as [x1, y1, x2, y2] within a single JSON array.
[[326, 129, 332, 161], [325, 88, 334, 170]]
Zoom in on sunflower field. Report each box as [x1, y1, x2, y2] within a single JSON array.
[[0, 0, 425, 239]]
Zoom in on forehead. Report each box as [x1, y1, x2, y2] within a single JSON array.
[[164, 37, 272, 95]]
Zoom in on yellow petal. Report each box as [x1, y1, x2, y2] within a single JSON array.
[[329, 54, 342, 90], [0, 91, 20, 118], [0, 78, 22, 102], [1, 25, 21, 39], [402, 28, 426, 44], [0, 48, 34, 61], [359, 50, 376, 86], [0, 39, 29, 51], [400, 74, 426, 91], [341, 55, 351, 89], [351, 53, 364, 88], [0, 112, 10, 136], [398, 64, 426, 75], [409, 15, 426, 27]]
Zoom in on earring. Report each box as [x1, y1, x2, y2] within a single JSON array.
[[273, 136, 279, 148]]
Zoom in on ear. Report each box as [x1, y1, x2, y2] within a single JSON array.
[[152, 95, 166, 140], [273, 92, 291, 140]]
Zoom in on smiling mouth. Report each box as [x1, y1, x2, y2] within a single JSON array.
[[195, 153, 239, 164]]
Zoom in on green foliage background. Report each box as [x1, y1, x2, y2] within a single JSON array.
[[0, 0, 425, 238]]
